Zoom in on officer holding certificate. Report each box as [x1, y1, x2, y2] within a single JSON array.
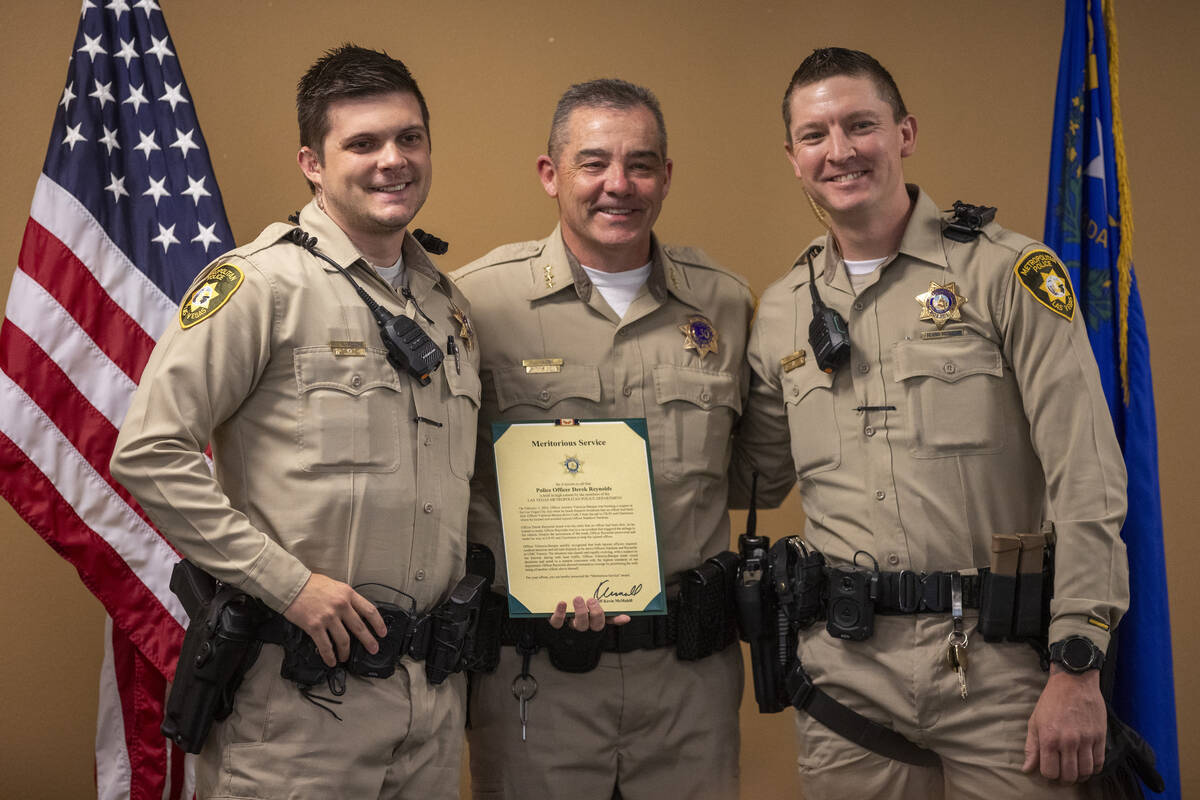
[[452, 79, 754, 799]]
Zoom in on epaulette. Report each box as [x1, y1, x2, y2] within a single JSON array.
[[453, 240, 544, 279], [943, 201, 997, 243], [663, 244, 718, 269], [791, 244, 823, 269], [663, 244, 751, 289], [482, 240, 543, 266]]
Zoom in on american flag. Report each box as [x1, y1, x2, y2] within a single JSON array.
[[0, 2, 232, 797]]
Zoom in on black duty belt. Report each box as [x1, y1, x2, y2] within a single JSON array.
[[873, 570, 985, 614], [259, 610, 441, 661], [499, 596, 679, 653]]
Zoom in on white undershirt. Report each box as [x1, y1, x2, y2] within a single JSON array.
[[844, 256, 889, 294], [372, 253, 406, 290], [581, 262, 652, 318]]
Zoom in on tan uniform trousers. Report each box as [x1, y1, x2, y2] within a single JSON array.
[[793, 614, 1085, 799], [467, 644, 742, 800], [197, 645, 465, 800]]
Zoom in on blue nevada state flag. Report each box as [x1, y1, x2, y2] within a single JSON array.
[[1044, 1, 1179, 796]]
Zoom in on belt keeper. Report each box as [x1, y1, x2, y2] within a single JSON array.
[[405, 615, 431, 661], [897, 570, 920, 612], [923, 573, 949, 612]]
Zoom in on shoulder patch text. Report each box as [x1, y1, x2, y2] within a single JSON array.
[[1014, 249, 1075, 321], [179, 263, 244, 329]]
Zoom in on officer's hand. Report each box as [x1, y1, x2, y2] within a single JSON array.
[[1022, 666, 1106, 783], [547, 596, 632, 632], [283, 573, 388, 667]]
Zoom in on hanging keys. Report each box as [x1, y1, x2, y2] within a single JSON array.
[[946, 629, 969, 699], [946, 572, 968, 700], [512, 633, 538, 741], [511, 672, 538, 741]]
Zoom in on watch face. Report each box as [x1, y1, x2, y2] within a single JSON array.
[[1062, 637, 1097, 671]]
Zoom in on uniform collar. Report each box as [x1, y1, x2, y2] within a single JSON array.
[[526, 224, 680, 307], [895, 186, 950, 271], [295, 199, 450, 296], [812, 184, 950, 293]]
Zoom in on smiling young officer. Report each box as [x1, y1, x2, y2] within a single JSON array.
[[453, 79, 754, 799], [731, 48, 1129, 797], [112, 46, 481, 799]]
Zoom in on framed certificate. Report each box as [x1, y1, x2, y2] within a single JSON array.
[[491, 418, 666, 617]]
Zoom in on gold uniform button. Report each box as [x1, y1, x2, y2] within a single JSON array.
[[944, 362, 956, 374], [874, 490, 886, 501], [423, 502, 434, 513]]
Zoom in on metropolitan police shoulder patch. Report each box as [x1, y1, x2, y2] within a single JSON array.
[[1014, 249, 1075, 321], [179, 263, 244, 329]]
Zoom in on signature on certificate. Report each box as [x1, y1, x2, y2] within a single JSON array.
[[594, 580, 643, 601]]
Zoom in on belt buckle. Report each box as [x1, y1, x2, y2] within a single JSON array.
[[897, 570, 920, 613]]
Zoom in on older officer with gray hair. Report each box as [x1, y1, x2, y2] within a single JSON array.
[[454, 78, 753, 799]]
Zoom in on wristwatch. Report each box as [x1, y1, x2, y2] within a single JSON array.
[[1048, 635, 1105, 673]]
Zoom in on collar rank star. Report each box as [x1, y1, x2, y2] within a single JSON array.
[[450, 302, 475, 351], [915, 281, 967, 330], [179, 263, 244, 329], [680, 315, 718, 359]]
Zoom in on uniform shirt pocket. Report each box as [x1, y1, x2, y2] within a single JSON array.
[[651, 365, 741, 481], [294, 346, 403, 472], [444, 360, 482, 480], [892, 335, 1008, 458], [781, 366, 841, 479], [492, 365, 603, 414]]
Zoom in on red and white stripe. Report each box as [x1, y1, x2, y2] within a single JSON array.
[[2, 174, 193, 799]]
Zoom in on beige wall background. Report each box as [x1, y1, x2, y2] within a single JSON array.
[[1, 1, 1196, 797]]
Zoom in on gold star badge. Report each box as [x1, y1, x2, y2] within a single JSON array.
[[450, 302, 475, 351], [680, 315, 719, 359], [915, 281, 967, 330]]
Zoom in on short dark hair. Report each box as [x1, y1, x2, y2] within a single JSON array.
[[547, 79, 667, 161], [297, 44, 430, 156], [781, 48, 908, 141]]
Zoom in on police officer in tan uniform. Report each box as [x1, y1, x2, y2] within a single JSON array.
[[732, 49, 1129, 798], [111, 46, 480, 799], [453, 79, 753, 799]]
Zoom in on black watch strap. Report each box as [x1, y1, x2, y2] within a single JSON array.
[[1048, 635, 1104, 673]]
